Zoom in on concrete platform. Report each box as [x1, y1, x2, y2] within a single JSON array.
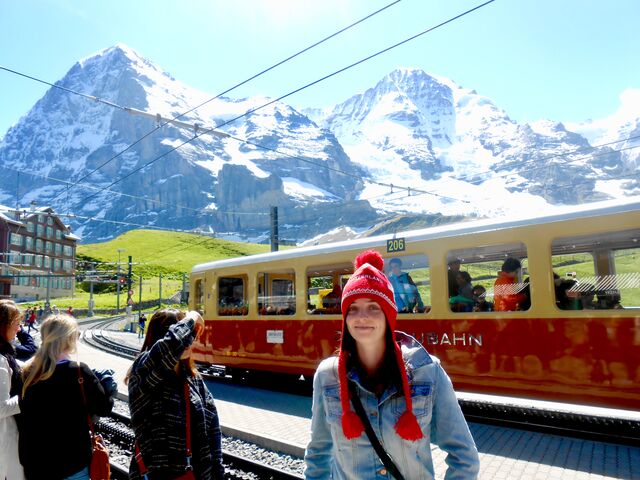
[[74, 331, 640, 479]]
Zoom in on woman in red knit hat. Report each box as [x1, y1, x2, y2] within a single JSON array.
[[304, 250, 479, 480]]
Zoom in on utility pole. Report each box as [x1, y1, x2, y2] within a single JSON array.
[[159, 273, 163, 309], [45, 256, 51, 307], [88, 262, 95, 317], [270, 206, 279, 252], [181, 273, 187, 305], [116, 248, 125, 314], [138, 274, 143, 319]]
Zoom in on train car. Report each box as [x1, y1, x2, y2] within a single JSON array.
[[190, 198, 640, 411]]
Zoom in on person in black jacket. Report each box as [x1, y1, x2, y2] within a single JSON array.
[[127, 309, 224, 480], [19, 314, 114, 480]]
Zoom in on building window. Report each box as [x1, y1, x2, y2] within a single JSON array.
[[36, 225, 44, 237], [9, 251, 21, 265], [258, 271, 296, 315], [63, 245, 73, 256], [218, 277, 247, 316], [56, 229, 63, 239], [46, 227, 53, 238], [44, 257, 51, 269], [35, 239, 43, 252], [37, 214, 44, 223], [45, 241, 52, 252], [27, 222, 35, 233], [47, 216, 53, 226], [552, 230, 640, 310], [10, 233, 22, 246], [447, 243, 530, 312], [55, 243, 62, 255], [25, 237, 33, 250]]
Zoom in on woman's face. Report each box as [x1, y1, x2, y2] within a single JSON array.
[[3, 314, 21, 342], [346, 298, 387, 349]]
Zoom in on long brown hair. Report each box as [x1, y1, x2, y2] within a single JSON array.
[[0, 299, 21, 342], [125, 309, 197, 384]]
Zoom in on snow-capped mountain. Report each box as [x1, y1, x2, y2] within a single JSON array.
[[0, 45, 376, 241], [308, 68, 638, 216], [0, 46, 637, 242]]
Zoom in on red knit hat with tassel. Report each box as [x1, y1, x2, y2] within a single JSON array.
[[338, 249, 424, 441]]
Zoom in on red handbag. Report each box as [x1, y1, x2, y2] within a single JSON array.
[[78, 367, 111, 480], [135, 381, 195, 480]]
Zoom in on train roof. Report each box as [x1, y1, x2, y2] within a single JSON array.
[[192, 197, 640, 273]]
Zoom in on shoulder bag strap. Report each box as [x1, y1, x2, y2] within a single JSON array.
[[348, 381, 406, 480], [76, 365, 95, 436], [135, 380, 193, 478]]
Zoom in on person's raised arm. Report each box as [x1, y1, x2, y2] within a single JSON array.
[[128, 311, 203, 396]]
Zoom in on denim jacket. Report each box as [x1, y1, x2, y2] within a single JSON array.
[[304, 333, 479, 480]]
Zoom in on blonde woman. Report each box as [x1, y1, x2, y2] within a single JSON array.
[[0, 299, 26, 480], [19, 314, 114, 480]]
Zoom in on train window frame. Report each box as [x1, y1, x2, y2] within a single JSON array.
[[383, 252, 431, 314], [217, 275, 248, 316], [193, 278, 204, 314], [446, 242, 530, 313], [551, 229, 640, 310], [258, 270, 296, 316], [306, 263, 353, 315]]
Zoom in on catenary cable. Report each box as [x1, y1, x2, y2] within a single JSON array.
[[73, 1, 496, 206], [1, 0, 403, 205]]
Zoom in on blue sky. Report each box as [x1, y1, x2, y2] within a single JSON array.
[[1, 0, 638, 135]]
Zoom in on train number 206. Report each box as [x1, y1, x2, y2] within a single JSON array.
[[387, 238, 406, 253]]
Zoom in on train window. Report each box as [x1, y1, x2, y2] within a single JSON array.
[[307, 263, 353, 314], [258, 271, 296, 315], [384, 253, 430, 313], [552, 229, 640, 309], [447, 243, 530, 312], [218, 276, 248, 316], [193, 279, 204, 314]]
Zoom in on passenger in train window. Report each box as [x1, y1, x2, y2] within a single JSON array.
[[126, 309, 225, 480], [596, 290, 624, 310], [472, 285, 494, 312], [493, 257, 527, 312], [322, 279, 342, 312], [554, 274, 580, 310], [449, 272, 474, 311], [447, 258, 461, 297], [305, 250, 479, 480], [387, 257, 424, 313], [456, 271, 473, 300]]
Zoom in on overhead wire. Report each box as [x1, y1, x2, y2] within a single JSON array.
[[73, 0, 495, 206], [2, 0, 403, 207], [360, 136, 640, 202], [372, 146, 640, 204], [0, 163, 266, 216]]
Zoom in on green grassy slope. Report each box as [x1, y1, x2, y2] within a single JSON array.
[[77, 229, 270, 278], [35, 230, 272, 311]]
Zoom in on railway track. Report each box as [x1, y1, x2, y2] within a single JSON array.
[[83, 316, 640, 449], [101, 407, 303, 480]]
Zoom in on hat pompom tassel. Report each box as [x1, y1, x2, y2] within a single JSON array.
[[341, 410, 365, 439], [395, 411, 424, 441]]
